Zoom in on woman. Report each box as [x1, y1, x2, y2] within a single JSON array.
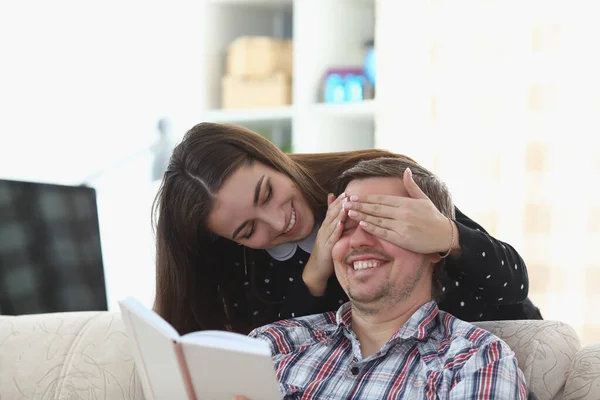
[[153, 122, 541, 335]]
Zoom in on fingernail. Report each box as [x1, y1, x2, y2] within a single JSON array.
[[406, 167, 412, 176], [350, 195, 359, 201], [338, 192, 346, 199], [342, 202, 351, 210], [360, 221, 368, 227], [348, 210, 358, 217]]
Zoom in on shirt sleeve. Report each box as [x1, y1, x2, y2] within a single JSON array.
[[447, 207, 529, 306], [449, 340, 528, 400]]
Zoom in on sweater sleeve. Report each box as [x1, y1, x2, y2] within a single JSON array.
[[279, 275, 340, 319], [446, 207, 529, 306]]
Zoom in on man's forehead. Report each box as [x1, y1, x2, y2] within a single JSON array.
[[345, 176, 408, 197]]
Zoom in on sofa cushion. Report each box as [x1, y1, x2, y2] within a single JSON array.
[[1, 312, 593, 400], [0, 312, 144, 400], [563, 343, 600, 400], [474, 320, 581, 400]]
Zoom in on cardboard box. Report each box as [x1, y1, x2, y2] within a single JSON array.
[[222, 73, 291, 109], [226, 36, 293, 79]]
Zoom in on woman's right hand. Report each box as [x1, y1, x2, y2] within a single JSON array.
[[302, 192, 347, 296]]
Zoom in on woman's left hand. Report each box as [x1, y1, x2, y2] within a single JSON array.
[[343, 167, 460, 255]]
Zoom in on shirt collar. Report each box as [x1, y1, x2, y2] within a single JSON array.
[[334, 301, 439, 342], [265, 223, 320, 261]]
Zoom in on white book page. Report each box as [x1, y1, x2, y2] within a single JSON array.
[[182, 342, 282, 400], [119, 297, 189, 400], [120, 297, 180, 339], [182, 330, 270, 356]]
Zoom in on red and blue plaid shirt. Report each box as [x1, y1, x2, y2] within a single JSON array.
[[249, 301, 527, 399]]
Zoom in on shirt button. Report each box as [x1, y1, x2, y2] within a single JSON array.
[[350, 366, 360, 376]]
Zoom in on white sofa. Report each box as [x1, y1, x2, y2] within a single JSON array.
[[1, 312, 599, 400]]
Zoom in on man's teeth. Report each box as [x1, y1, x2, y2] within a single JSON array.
[[284, 208, 296, 233], [353, 261, 383, 270]]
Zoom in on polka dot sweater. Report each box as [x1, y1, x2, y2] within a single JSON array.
[[219, 207, 542, 333]]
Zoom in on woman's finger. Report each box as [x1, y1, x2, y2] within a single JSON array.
[[357, 220, 396, 242], [327, 193, 334, 206], [320, 206, 346, 241], [403, 167, 430, 200], [345, 194, 408, 207], [343, 202, 396, 218], [326, 217, 344, 248], [325, 193, 347, 222], [347, 210, 392, 230]]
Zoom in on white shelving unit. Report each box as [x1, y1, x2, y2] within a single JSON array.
[[193, 0, 377, 153]]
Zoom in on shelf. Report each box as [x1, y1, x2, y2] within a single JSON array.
[[201, 105, 293, 123], [200, 106, 293, 130], [209, 0, 292, 8], [311, 100, 376, 120]]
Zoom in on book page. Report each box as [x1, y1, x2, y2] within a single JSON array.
[[119, 297, 191, 400], [182, 330, 270, 356], [120, 297, 180, 339], [182, 342, 282, 400]]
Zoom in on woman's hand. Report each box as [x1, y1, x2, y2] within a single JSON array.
[[302, 192, 347, 296], [344, 168, 460, 256]]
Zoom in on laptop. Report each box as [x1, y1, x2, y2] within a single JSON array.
[[0, 179, 107, 315]]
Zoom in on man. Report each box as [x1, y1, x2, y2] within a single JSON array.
[[248, 157, 527, 399]]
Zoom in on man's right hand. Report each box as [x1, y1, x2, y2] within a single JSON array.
[[302, 192, 347, 296]]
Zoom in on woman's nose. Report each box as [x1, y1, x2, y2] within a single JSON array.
[[261, 208, 286, 232]]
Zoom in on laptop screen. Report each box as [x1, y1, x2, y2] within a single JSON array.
[[0, 179, 107, 315]]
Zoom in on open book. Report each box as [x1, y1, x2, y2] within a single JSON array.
[[119, 297, 282, 400]]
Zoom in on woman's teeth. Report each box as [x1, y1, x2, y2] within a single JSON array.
[[353, 261, 383, 270], [284, 208, 296, 233]]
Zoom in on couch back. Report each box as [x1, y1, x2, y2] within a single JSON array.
[[473, 320, 583, 399], [1, 312, 599, 400]]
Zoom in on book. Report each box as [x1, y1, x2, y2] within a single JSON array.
[[119, 297, 282, 400]]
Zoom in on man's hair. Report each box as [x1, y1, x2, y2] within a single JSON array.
[[334, 157, 455, 220], [333, 157, 455, 300]]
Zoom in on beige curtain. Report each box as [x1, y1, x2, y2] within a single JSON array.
[[376, 0, 600, 344]]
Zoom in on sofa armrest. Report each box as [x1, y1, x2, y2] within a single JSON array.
[[563, 343, 600, 400]]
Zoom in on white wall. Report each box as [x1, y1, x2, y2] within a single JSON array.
[[0, 1, 204, 310]]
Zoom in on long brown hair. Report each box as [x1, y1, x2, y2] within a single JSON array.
[[152, 122, 413, 334]]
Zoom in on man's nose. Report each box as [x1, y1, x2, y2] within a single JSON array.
[[349, 224, 377, 248]]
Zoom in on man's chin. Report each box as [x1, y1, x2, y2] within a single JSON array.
[[348, 291, 386, 307]]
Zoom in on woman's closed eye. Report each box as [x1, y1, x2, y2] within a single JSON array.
[[243, 185, 273, 239], [264, 184, 273, 203], [243, 222, 255, 239]]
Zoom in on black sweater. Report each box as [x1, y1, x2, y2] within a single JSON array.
[[221, 207, 542, 332]]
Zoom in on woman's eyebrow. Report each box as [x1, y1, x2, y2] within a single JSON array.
[[231, 174, 265, 239], [254, 175, 265, 205]]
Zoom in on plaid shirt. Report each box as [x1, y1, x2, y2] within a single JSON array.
[[249, 301, 527, 399]]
